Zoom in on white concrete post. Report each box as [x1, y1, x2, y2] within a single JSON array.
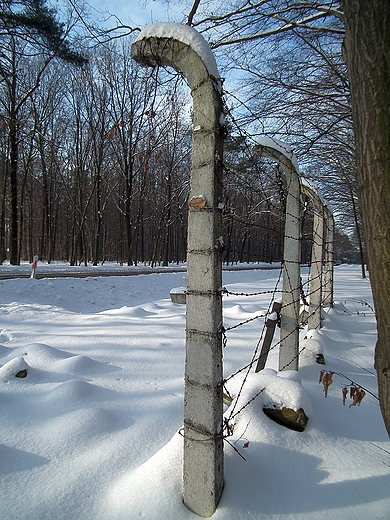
[[308, 207, 324, 329], [254, 138, 301, 371], [323, 206, 334, 308], [131, 24, 224, 518], [301, 180, 325, 330]]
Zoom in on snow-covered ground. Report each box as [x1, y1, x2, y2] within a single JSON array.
[[0, 264, 389, 519]]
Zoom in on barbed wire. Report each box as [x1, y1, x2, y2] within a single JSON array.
[[221, 287, 282, 298], [220, 273, 375, 449], [198, 88, 375, 453]]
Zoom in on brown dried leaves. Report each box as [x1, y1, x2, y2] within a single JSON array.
[[319, 370, 334, 397], [319, 371, 366, 407], [346, 385, 366, 407]]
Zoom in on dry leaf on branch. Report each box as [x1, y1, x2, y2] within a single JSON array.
[[342, 386, 348, 405], [320, 372, 367, 407], [349, 388, 366, 407], [319, 371, 334, 397]]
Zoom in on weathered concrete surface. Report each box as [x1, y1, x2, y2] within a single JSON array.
[[170, 287, 186, 304], [254, 141, 301, 371], [308, 207, 324, 330], [323, 206, 334, 308], [301, 181, 326, 330], [132, 28, 224, 518]]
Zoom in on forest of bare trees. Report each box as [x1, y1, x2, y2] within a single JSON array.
[[0, 34, 292, 267], [0, 0, 360, 268], [2, 0, 389, 438]]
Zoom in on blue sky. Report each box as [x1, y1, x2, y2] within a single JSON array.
[[86, 0, 186, 28]]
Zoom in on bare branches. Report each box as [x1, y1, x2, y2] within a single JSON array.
[[186, 1, 344, 48], [187, 0, 202, 26], [211, 10, 344, 48], [66, 0, 141, 48]]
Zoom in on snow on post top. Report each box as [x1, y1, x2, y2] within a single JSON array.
[[301, 177, 321, 198], [134, 22, 220, 79], [301, 177, 331, 213], [256, 136, 299, 174]]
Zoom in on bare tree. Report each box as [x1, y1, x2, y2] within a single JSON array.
[[103, 39, 162, 265]]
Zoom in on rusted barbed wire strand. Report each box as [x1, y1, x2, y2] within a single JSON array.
[[222, 287, 282, 297], [222, 274, 327, 421], [223, 313, 268, 334], [225, 340, 310, 428], [222, 269, 323, 355], [222, 296, 376, 429]]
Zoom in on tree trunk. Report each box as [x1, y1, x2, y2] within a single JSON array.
[[92, 172, 102, 266], [162, 180, 172, 267], [9, 97, 19, 265], [349, 185, 366, 279], [125, 164, 134, 266], [0, 153, 6, 264], [342, 0, 390, 435]]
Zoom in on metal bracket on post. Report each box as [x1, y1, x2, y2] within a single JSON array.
[[253, 137, 301, 372], [131, 23, 224, 518]]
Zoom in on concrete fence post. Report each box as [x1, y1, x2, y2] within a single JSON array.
[[301, 180, 325, 330], [323, 206, 334, 308], [131, 23, 224, 518], [308, 207, 324, 330], [254, 138, 301, 371]]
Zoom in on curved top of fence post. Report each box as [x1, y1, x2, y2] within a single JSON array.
[[253, 136, 301, 371], [324, 204, 334, 221], [131, 22, 222, 92], [131, 23, 224, 200], [253, 136, 300, 177], [301, 178, 325, 215], [300, 178, 334, 226]]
